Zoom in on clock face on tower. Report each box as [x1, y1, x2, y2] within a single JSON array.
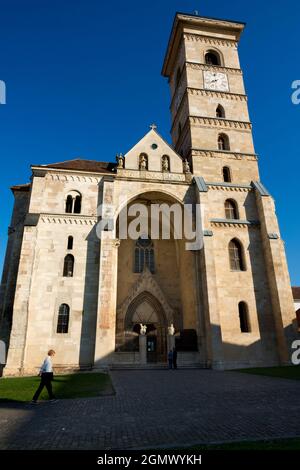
[[203, 71, 229, 92]]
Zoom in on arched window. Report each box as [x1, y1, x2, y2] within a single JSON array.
[[63, 254, 74, 277], [162, 155, 170, 172], [139, 153, 148, 170], [216, 105, 225, 118], [225, 199, 239, 220], [65, 195, 73, 213], [74, 195, 81, 214], [65, 191, 82, 214], [205, 51, 221, 66], [218, 133, 230, 151], [67, 236, 73, 250], [57, 304, 70, 334], [239, 302, 251, 333], [223, 166, 231, 183], [229, 239, 245, 271], [134, 237, 155, 274]]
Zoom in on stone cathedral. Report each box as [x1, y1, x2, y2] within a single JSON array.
[[0, 13, 297, 375]]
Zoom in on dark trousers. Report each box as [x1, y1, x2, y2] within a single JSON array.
[[168, 359, 173, 369], [32, 373, 54, 401], [173, 358, 177, 369]]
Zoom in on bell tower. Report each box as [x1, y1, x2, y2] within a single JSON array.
[[162, 13, 259, 183]]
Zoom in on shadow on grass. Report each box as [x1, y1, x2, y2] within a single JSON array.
[[0, 372, 115, 404], [235, 366, 300, 381]]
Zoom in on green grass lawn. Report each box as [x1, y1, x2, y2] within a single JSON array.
[[236, 366, 300, 381], [0, 372, 114, 402], [188, 438, 300, 450]]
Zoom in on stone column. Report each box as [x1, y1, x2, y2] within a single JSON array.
[[255, 189, 296, 364], [4, 226, 38, 375], [194, 182, 224, 370], [139, 335, 147, 365], [93, 234, 119, 368]]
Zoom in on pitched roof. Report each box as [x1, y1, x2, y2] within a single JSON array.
[[292, 287, 300, 300], [34, 159, 117, 174]]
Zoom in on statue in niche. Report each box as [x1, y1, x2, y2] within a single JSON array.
[[140, 324, 147, 335], [162, 155, 170, 172], [168, 323, 175, 336], [183, 159, 191, 173], [139, 154, 147, 170]]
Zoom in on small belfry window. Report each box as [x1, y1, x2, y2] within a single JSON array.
[[65, 195, 73, 213], [225, 199, 239, 220], [239, 302, 251, 333], [205, 51, 221, 66], [216, 105, 225, 118], [63, 254, 74, 277], [134, 237, 155, 274], [65, 192, 82, 214], [218, 133, 230, 151], [223, 166, 231, 183], [57, 304, 70, 334], [67, 236, 73, 250], [229, 239, 245, 271]]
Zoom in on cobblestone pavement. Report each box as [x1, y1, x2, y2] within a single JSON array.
[[1, 369, 300, 450]]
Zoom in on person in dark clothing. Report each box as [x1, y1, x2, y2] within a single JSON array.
[[172, 347, 177, 369], [31, 349, 57, 403], [168, 349, 173, 369]]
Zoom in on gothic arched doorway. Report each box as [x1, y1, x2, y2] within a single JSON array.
[[125, 292, 168, 363]]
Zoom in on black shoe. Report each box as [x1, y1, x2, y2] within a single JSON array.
[[30, 400, 38, 404]]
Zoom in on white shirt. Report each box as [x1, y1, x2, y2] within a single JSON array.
[[40, 356, 53, 373]]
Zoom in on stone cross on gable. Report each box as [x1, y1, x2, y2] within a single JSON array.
[[150, 123, 157, 130]]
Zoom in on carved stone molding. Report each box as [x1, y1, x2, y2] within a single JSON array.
[[191, 148, 258, 161], [40, 213, 97, 225], [189, 116, 252, 131], [183, 33, 238, 48], [117, 268, 176, 324], [186, 61, 242, 75], [210, 219, 260, 228], [117, 169, 187, 183], [207, 184, 252, 193], [187, 87, 247, 102], [46, 173, 101, 183]]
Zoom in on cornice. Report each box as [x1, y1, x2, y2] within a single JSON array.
[[187, 87, 247, 101], [210, 218, 260, 227], [40, 213, 98, 225], [186, 61, 242, 75], [33, 169, 103, 183], [189, 115, 252, 131], [206, 183, 252, 192], [183, 32, 238, 48], [191, 148, 258, 161]]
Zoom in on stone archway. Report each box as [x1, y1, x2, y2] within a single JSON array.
[[125, 291, 168, 363]]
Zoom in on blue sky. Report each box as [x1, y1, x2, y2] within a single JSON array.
[[0, 0, 299, 284]]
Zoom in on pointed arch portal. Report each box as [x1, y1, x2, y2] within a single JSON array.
[[125, 291, 168, 363]]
